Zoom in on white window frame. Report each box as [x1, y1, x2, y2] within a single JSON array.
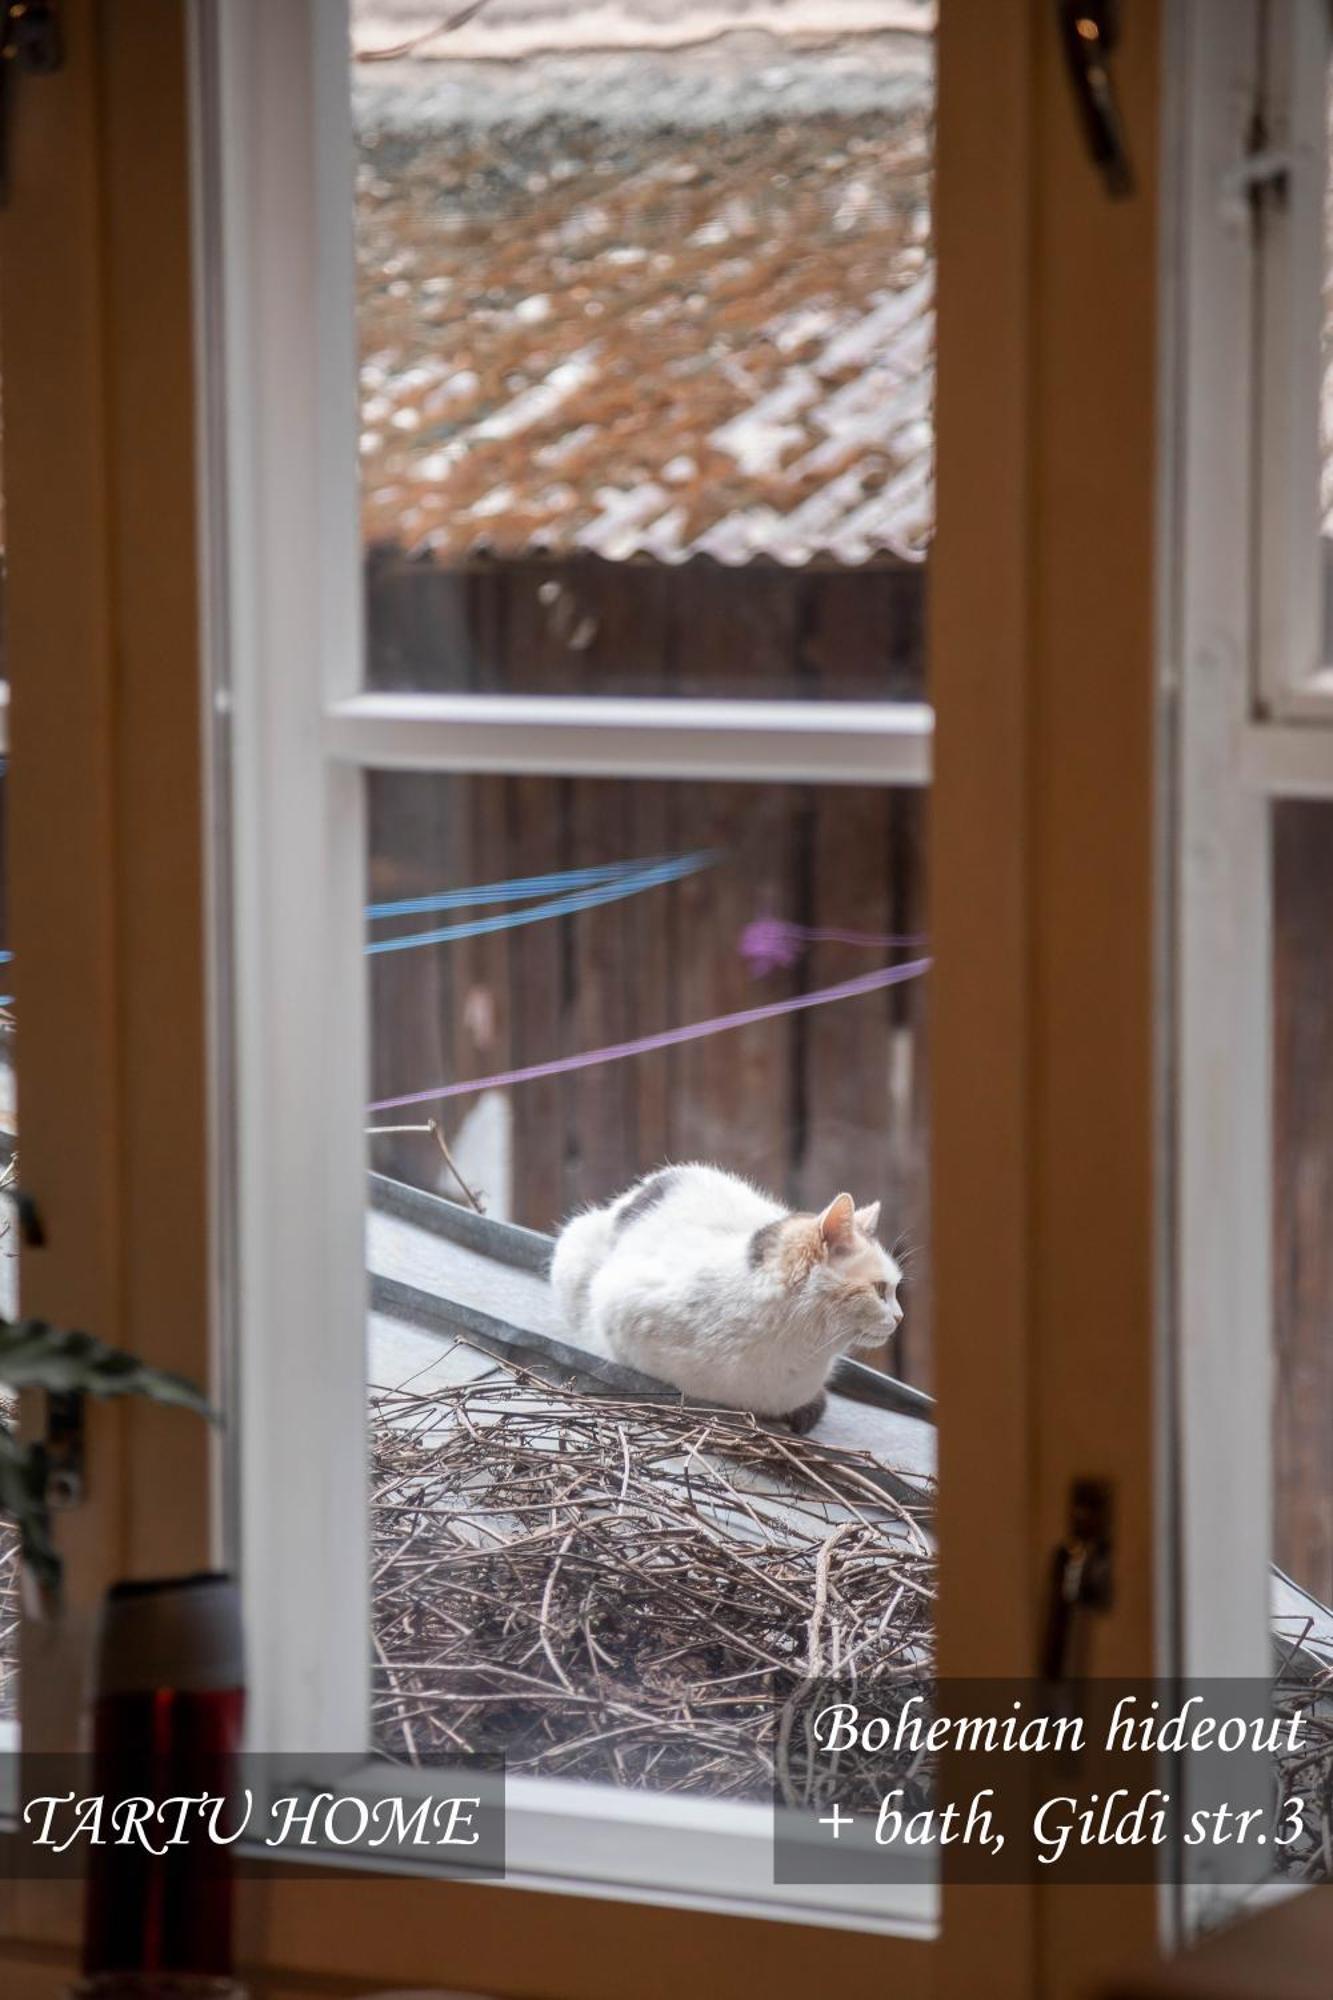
[[197, 0, 935, 1936], [1171, 0, 1333, 1698], [1254, 0, 1333, 719], [1165, 11, 1333, 1940]]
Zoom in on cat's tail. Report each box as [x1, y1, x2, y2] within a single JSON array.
[[549, 1204, 617, 1345]]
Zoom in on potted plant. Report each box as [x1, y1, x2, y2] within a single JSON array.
[[0, 1315, 213, 1602]]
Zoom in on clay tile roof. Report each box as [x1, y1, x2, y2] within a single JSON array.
[[355, 34, 934, 566]]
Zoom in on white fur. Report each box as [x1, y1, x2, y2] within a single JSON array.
[[550, 1163, 903, 1418]]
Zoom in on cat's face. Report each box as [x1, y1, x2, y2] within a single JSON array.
[[777, 1193, 904, 1349]]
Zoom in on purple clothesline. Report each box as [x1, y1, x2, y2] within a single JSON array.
[[369, 955, 932, 1114]]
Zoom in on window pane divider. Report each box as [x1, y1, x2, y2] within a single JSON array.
[[1172, 0, 1274, 1688], [324, 691, 934, 785], [1239, 717, 1333, 797]]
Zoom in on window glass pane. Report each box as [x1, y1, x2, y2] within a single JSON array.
[[352, 2, 933, 697], [350, 0, 937, 1855], [0, 452, 16, 1736], [365, 770, 933, 1788], [1272, 800, 1333, 1626], [1266, 800, 1333, 1892]]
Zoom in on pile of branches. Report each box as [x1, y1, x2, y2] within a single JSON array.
[[1273, 1641, 1333, 1882], [370, 1357, 934, 1799]]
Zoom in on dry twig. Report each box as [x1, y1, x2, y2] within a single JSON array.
[[371, 1356, 934, 1799]]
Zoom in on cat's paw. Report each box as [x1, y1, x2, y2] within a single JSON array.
[[782, 1391, 827, 1436]]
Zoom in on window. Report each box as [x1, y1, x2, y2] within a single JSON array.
[[1171, 0, 1333, 1920], [178, 0, 1168, 1985], [208, 0, 939, 1932], [0, 0, 1182, 1991]]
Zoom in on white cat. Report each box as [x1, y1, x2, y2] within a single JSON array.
[[550, 1163, 903, 1432]]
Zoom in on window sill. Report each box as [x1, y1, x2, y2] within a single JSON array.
[[260, 1761, 938, 1940]]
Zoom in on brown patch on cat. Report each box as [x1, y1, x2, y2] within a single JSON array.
[[773, 1195, 887, 1291], [776, 1216, 825, 1286]]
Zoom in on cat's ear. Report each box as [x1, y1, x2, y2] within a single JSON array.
[[818, 1193, 857, 1252], [855, 1200, 881, 1238]]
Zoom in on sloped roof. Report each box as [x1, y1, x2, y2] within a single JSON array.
[[354, 1, 935, 67], [355, 37, 934, 565]]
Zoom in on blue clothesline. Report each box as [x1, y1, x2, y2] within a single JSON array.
[[367, 852, 714, 956], [0, 854, 718, 988], [367, 852, 713, 923]]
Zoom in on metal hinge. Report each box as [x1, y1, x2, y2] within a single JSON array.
[[0, 0, 63, 208]]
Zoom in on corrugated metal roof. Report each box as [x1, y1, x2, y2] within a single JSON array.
[[356, 44, 934, 566]]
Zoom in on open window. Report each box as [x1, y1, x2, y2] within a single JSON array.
[[1170, 0, 1333, 1940], [0, 1, 1177, 1994], [212, 0, 938, 1931], [201, 0, 1169, 1980]]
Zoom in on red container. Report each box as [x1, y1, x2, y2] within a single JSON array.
[[80, 1573, 245, 1999]]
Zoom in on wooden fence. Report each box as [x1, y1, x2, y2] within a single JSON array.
[[363, 546, 928, 702]]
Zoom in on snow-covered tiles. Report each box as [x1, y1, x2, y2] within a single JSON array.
[[355, 34, 934, 567]]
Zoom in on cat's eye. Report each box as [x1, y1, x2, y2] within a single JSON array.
[[873, 1281, 890, 1302]]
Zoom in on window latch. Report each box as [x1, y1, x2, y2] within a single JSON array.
[[0, 0, 64, 209], [1219, 145, 1293, 228], [1055, 1, 1134, 200], [1042, 1478, 1115, 1682]]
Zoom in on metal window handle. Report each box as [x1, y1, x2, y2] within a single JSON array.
[[1042, 1478, 1115, 1681], [1056, 1, 1135, 200], [0, 0, 64, 208]]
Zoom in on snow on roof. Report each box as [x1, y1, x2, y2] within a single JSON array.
[[354, 0, 935, 66], [355, 30, 934, 566]]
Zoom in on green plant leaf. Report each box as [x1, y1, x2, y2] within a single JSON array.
[[0, 1428, 60, 1594], [0, 1318, 216, 1419]]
